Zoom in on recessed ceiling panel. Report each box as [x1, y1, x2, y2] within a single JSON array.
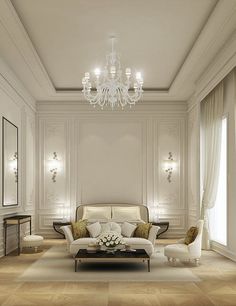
[[11, 0, 217, 90]]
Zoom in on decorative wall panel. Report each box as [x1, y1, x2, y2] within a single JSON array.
[[36, 102, 187, 238]]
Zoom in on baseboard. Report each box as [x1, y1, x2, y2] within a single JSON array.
[[211, 241, 236, 262]]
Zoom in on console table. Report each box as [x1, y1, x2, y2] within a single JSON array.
[[53, 221, 71, 238], [153, 221, 170, 238], [4, 215, 31, 256]]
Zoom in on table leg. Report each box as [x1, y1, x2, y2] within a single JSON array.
[[148, 259, 150, 272], [4, 223, 7, 256], [75, 259, 77, 272], [18, 222, 20, 256], [30, 218, 32, 235]]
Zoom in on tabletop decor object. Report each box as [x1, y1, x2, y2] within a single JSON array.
[[97, 231, 124, 254]]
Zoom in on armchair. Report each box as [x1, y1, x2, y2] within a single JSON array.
[[164, 220, 204, 265]]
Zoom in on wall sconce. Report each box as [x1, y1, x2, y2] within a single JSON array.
[[9, 152, 18, 183], [164, 152, 176, 183], [48, 152, 60, 183]]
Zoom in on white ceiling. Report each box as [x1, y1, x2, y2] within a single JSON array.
[[0, 0, 236, 102]]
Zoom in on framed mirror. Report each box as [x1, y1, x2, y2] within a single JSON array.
[[2, 117, 18, 207]]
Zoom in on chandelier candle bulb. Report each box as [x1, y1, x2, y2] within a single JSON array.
[[85, 72, 90, 80], [125, 68, 131, 76], [94, 68, 101, 77], [136, 72, 142, 80]]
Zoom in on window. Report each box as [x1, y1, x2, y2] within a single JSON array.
[[209, 117, 227, 245]]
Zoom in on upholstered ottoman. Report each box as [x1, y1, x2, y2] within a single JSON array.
[[22, 235, 44, 252]]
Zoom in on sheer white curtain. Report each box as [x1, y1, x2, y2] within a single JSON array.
[[201, 82, 224, 250]]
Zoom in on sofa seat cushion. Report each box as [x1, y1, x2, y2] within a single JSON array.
[[164, 244, 192, 259], [70, 238, 97, 255], [123, 237, 154, 256]]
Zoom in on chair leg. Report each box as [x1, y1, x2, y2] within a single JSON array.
[[194, 258, 199, 266]]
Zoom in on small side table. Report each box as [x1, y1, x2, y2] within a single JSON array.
[[4, 215, 31, 256], [53, 221, 71, 238], [153, 221, 170, 238]]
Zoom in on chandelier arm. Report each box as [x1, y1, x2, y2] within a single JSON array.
[[83, 90, 100, 104]]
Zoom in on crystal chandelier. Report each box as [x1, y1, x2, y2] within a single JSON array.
[[82, 37, 144, 109]]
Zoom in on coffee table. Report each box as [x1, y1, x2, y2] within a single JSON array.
[[74, 249, 150, 272]]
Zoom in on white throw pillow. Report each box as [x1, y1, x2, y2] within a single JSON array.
[[112, 206, 141, 221], [121, 222, 137, 238], [101, 222, 121, 234], [82, 206, 111, 220], [86, 222, 101, 238]]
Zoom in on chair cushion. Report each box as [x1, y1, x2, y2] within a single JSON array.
[[164, 244, 190, 258], [184, 227, 198, 245], [71, 219, 89, 239], [134, 223, 152, 239]]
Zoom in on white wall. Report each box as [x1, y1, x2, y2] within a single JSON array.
[[36, 101, 187, 238], [0, 59, 36, 257]]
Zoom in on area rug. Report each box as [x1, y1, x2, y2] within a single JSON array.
[[18, 246, 201, 282]]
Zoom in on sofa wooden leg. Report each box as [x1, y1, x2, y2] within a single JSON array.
[[167, 257, 171, 262], [172, 258, 177, 266]]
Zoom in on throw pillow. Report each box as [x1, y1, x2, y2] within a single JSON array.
[[184, 227, 198, 245], [86, 222, 102, 238], [134, 222, 152, 239], [71, 219, 89, 240], [101, 222, 121, 234], [121, 222, 137, 238]]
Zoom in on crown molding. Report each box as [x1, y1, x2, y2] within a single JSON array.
[[0, 58, 36, 111], [0, 0, 235, 103], [169, 0, 236, 96], [195, 30, 236, 102]]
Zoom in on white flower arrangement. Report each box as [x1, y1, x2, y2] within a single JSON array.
[[97, 231, 124, 248]]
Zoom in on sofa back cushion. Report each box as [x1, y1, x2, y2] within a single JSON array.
[[112, 206, 141, 221], [71, 220, 89, 239], [82, 206, 111, 220]]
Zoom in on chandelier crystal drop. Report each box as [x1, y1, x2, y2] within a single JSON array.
[[82, 37, 144, 109]]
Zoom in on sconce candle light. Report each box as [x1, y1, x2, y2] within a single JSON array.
[[164, 152, 175, 183], [49, 152, 60, 183]]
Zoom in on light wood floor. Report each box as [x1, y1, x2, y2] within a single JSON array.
[[0, 239, 236, 306]]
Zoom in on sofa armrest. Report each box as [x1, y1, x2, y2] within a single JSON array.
[[60, 225, 74, 245], [148, 225, 160, 245]]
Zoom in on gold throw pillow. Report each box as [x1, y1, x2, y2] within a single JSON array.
[[134, 223, 152, 239], [71, 219, 89, 240], [184, 226, 198, 245]]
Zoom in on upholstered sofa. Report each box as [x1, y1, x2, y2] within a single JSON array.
[[61, 204, 160, 257]]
